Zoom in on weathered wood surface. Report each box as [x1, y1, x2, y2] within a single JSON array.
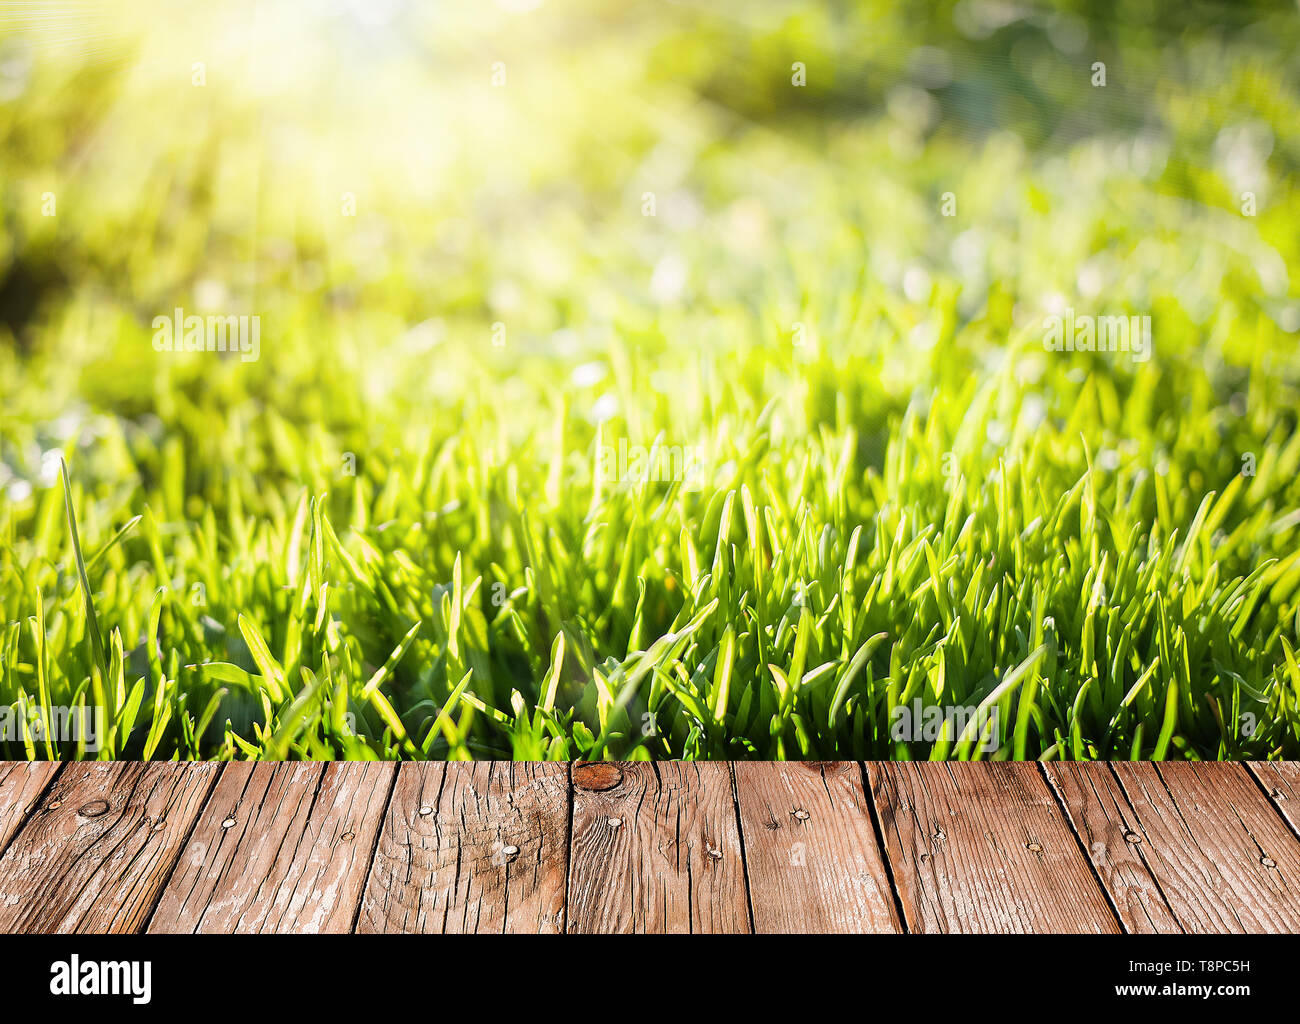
[[0, 762, 219, 933], [1248, 761, 1300, 838], [149, 762, 395, 934], [733, 761, 902, 933], [0, 762, 59, 854], [359, 762, 569, 934], [566, 761, 749, 933], [1043, 762, 1182, 933], [1078, 762, 1300, 933], [869, 762, 1121, 933], [0, 760, 1297, 934]]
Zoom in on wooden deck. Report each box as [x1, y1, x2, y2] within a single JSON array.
[[0, 761, 1297, 934]]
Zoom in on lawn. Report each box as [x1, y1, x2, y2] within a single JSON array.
[[2, 0, 1299, 760]]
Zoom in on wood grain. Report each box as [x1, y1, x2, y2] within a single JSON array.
[[1091, 762, 1300, 933], [1247, 761, 1300, 839], [358, 762, 569, 934], [148, 762, 394, 933], [0, 762, 219, 933], [1, 759, 1296, 935], [567, 761, 749, 933], [1043, 762, 1182, 933], [869, 762, 1119, 933], [733, 761, 901, 933], [0, 762, 59, 854]]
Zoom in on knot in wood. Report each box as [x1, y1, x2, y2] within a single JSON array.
[[573, 762, 623, 791]]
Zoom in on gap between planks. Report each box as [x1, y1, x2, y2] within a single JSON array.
[[1043, 761, 1300, 933], [149, 762, 395, 933], [0, 762, 64, 862], [0, 762, 224, 933], [869, 762, 1121, 933], [360, 762, 571, 934]]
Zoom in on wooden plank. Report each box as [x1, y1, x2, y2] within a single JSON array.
[[0, 762, 219, 933], [358, 762, 568, 934], [566, 761, 749, 934], [868, 762, 1118, 934], [148, 762, 394, 934], [1089, 762, 1300, 933], [1042, 762, 1182, 933], [0, 763, 60, 854], [732, 761, 901, 933], [1247, 762, 1300, 839]]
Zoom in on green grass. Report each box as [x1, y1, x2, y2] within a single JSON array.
[[2, 0, 1299, 760]]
